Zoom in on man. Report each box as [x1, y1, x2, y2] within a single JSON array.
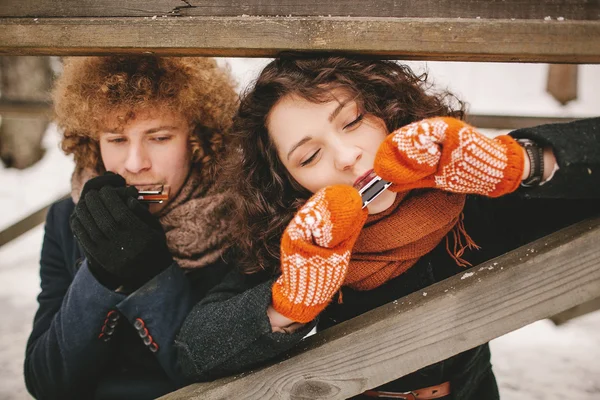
[[24, 56, 238, 399]]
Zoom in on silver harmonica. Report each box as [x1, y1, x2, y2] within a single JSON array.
[[136, 185, 170, 204], [358, 175, 392, 209]]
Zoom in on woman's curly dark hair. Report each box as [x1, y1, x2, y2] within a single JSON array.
[[227, 55, 465, 274], [53, 56, 238, 182]]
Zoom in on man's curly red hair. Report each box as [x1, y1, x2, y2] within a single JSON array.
[[53, 56, 238, 181]]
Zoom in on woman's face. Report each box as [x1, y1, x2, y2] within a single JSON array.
[[98, 108, 192, 214], [268, 90, 397, 214]]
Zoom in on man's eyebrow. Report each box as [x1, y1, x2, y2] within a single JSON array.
[[143, 126, 178, 134], [287, 136, 313, 161]]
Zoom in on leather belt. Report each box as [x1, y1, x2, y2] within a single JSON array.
[[363, 381, 451, 399]]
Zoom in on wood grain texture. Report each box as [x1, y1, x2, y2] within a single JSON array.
[[160, 216, 600, 400], [1, 0, 598, 19], [0, 17, 599, 62]]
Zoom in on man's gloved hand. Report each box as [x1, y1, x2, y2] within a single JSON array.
[[271, 185, 368, 323], [374, 117, 525, 197], [70, 172, 173, 290]]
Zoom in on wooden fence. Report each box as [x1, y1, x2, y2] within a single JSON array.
[[1, 1, 599, 62], [1, 1, 599, 398], [161, 216, 600, 399]]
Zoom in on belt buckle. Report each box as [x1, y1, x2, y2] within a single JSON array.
[[363, 390, 418, 399], [402, 391, 417, 400]]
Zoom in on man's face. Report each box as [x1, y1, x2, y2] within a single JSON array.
[[98, 109, 192, 213]]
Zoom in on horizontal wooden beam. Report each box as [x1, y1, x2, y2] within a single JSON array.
[[0, 98, 581, 131], [549, 296, 600, 325], [465, 115, 577, 130], [161, 216, 600, 400], [0, 100, 51, 117], [0, 193, 69, 248], [0, 17, 598, 62], [1, 0, 598, 20]]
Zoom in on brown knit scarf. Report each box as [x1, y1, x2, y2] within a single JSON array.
[[71, 167, 235, 269], [345, 189, 473, 290]]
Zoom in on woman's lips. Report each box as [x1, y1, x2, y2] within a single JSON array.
[[353, 169, 376, 191]]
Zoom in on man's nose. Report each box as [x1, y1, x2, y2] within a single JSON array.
[[124, 144, 151, 173]]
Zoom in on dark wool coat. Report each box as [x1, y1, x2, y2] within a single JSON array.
[[175, 117, 600, 400], [24, 198, 231, 400]]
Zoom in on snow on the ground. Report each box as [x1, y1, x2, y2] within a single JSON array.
[[1, 60, 599, 400], [490, 315, 600, 400]]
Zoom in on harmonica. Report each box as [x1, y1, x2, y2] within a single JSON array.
[[136, 185, 170, 204], [358, 175, 392, 209]]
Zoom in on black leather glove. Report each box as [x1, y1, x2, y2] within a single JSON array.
[[70, 173, 173, 290]]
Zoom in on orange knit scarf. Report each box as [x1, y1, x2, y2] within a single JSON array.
[[345, 189, 476, 290]]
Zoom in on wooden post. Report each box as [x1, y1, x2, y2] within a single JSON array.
[[547, 64, 579, 105]]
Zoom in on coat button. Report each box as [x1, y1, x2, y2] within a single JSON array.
[[138, 327, 149, 338], [98, 333, 111, 342], [149, 342, 159, 353], [103, 325, 115, 335], [108, 320, 118, 329], [143, 335, 153, 346], [134, 318, 144, 331]]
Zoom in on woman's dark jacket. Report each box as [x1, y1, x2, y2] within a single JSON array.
[[175, 117, 600, 399], [24, 198, 232, 400]]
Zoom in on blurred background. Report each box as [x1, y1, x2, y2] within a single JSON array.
[[1, 57, 599, 399]]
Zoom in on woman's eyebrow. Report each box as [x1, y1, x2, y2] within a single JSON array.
[[287, 136, 313, 160], [328, 100, 349, 122]]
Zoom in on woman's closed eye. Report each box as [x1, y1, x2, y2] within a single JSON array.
[[300, 149, 321, 166], [343, 113, 363, 130]]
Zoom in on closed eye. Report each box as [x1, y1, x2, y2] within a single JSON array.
[[300, 149, 320, 166], [344, 114, 363, 130]]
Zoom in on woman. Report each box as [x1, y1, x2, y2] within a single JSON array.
[[176, 55, 600, 399], [25, 56, 238, 399]]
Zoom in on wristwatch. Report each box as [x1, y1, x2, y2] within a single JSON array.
[[516, 138, 544, 187]]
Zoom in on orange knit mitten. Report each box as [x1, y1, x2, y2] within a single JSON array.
[[374, 117, 525, 197], [272, 185, 368, 323]]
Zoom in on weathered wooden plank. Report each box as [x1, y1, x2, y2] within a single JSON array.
[[0, 0, 598, 20], [1, 17, 599, 62], [160, 216, 600, 400], [465, 115, 577, 130], [0, 100, 51, 117], [0, 98, 579, 130], [549, 297, 600, 325], [0, 193, 69, 247], [547, 64, 579, 105]]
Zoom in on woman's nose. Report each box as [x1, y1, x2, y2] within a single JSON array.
[[333, 142, 362, 171], [124, 144, 151, 173]]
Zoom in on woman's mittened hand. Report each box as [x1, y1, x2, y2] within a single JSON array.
[[374, 117, 525, 197], [271, 185, 368, 323]]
